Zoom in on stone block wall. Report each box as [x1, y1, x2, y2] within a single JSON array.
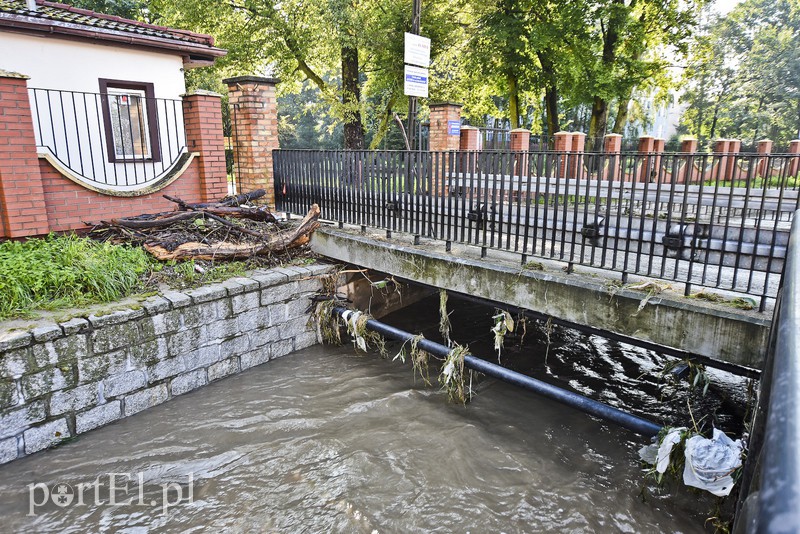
[[0, 263, 334, 465]]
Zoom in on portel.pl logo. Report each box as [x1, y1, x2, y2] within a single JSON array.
[[28, 472, 194, 516]]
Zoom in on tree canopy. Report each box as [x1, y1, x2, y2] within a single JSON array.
[[66, 0, 799, 148], [680, 0, 800, 146]]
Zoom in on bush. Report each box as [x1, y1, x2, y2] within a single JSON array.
[[0, 234, 155, 319]]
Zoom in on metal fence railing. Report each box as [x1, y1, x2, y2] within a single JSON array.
[[29, 88, 187, 192], [733, 209, 800, 530], [274, 149, 800, 306]]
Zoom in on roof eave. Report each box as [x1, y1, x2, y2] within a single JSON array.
[[0, 14, 227, 63]]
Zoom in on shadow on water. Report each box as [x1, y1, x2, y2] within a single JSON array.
[[0, 294, 752, 532]]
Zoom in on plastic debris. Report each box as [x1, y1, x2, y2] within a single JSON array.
[[682, 428, 743, 497]]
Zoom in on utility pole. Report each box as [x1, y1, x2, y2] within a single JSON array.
[[407, 0, 421, 151]]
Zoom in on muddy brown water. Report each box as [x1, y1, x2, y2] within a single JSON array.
[[0, 294, 751, 532]]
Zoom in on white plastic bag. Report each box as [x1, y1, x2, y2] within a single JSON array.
[[682, 428, 743, 497]]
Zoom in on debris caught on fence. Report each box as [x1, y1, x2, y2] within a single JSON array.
[[87, 190, 321, 262]]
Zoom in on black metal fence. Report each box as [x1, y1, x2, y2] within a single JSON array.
[[28, 88, 187, 190], [734, 209, 800, 530], [274, 149, 800, 305]]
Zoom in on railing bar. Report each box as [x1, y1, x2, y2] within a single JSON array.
[[80, 92, 98, 184], [521, 151, 534, 257]]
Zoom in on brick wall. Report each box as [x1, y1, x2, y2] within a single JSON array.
[[0, 263, 334, 465], [0, 74, 228, 238], [38, 159, 207, 231]]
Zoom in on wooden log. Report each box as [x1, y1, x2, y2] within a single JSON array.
[[163, 193, 276, 222], [143, 204, 321, 261]]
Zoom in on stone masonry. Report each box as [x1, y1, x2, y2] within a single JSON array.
[[0, 263, 334, 465]]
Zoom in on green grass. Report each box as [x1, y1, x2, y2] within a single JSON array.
[[702, 174, 800, 189], [0, 234, 156, 320]]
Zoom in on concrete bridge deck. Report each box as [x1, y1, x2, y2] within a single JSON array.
[[311, 225, 770, 369]]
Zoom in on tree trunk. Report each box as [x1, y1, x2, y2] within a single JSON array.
[[589, 97, 609, 150], [537, 50, 560, 136], [341, 45, 365, 150], [612, 94, 631, 134], [507, 74, 520, 129]]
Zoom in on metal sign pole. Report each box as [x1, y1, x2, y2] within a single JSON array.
[[407, 0, 421, 151]]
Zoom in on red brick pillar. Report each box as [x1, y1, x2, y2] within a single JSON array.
[[459, 126, 480, 150], [757, 139, 772, 178], [727, 139, 741, 181], [429, 103, 462, 196], [0, 70, 49, 237], [651, 138, 665, 183], [429, 103, 462, 152], [182, 90, 228, 203], [788, 140, 800, 176], [637, 135, 655, 182], [224, 76, 280, 208], [713, 139, 731, 182], [603, 134, 622, 181], [510, 128, 530, 179], [678, 138, 698, 184], [680, 138, 698, 153], [570, 132, 586, 179], [553, 132, 573, 178]]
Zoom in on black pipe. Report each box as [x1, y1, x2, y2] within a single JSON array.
[[335, 307, 663, 437], [404, 280, 761, 380]]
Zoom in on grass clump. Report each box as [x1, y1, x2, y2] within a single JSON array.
[[0, 234, 156, 319]]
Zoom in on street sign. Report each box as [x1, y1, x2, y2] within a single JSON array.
[[404, 65, 428, 97], [404, 32, 431, 68], [448, 120, 461, 136]]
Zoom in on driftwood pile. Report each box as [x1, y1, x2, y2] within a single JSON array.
[[90, 189, 321, 261]]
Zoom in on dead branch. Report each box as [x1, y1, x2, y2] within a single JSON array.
[[143, 204, 321, 261]]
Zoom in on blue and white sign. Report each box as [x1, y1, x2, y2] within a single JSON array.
[[448, 120, 461, 136], [404, 65, 429, 98]]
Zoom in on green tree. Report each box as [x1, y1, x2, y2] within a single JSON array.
[[681, 0, 800, 145]]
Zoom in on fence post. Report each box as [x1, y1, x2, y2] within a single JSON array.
[[429, 103, 461, 152], [429, 103, 462, 197], [727, 138, 742, 181], [510, 128, 530, 179], [637, 135, 655, 182], [182, 90, 228, 202], [570, 133, 586, 179], [553, 132, 573, 179], [0, 70, 50, 238], [677, 138, 699, 184], [789, 140, 800, 176], [713, 139, 731, 183], [459, 126, 480, 151], [603, 133, 622, 181], [757, 139, 773, 178], [223, 75, 280, 209]]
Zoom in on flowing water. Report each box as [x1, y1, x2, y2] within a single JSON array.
[[0, 294, 752, 532]]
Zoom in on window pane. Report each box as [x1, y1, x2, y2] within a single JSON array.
[[109, 91, 150, 159]]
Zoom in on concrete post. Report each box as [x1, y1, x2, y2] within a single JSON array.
[[223, 75, 280, 208], [0, 70, 50, 237], [182, 90, 228, 202]]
